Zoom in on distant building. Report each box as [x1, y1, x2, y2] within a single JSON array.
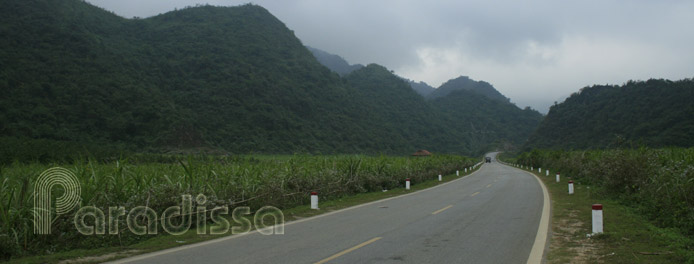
[[412, 150, 432, 156]]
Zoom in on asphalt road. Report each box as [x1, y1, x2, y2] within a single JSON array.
[[113, 153, 549, 264]]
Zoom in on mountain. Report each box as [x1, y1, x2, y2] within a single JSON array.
[[306, 47, 437, 97], [428, 76, 510, 103], [306, 46, 363, 76], [0, 0, 543, 161], [1, 0, 367, 156], [430, 89, 544, 152], [524, 79, 694, 150], [342, 64, 457, 152], [407, 80, 436, 97]]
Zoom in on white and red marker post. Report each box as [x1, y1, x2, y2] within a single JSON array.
[[310, 191, 319, 210], [556, 173, 561, 182], [592, 204, 603, 234], [438, 174, 442, 181], [405, 178, 411, 190], [568, 180, 574, 194]]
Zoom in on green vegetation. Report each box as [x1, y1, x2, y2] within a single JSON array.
[[503, 157, 694, 263], [306, 46, 363, 76], [0, 0, 542, 161], [344, 64, 470, 154], [407, 80, 436, 97], [507, 148, 694, 262], [525, 79, 694, 150], [427, 76, 510, 103], [0, 154, 478, 260], [431, 90, 543, 152], [6, 161, 481, 264]]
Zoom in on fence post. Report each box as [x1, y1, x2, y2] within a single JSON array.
[[592, 204, 603, 234], [310, 192, 319, 210]]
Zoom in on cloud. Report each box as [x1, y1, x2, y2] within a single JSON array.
[[86, 0, 694, 113]]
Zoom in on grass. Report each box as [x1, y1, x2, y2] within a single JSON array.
[[4, 162, 482, 263], [513, 148, 694, 236], [0, 154, 481, 262], [501, 157, 694, 263]]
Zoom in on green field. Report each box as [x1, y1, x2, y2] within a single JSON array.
[[503, 148, 694, 262], [0, 154, 478, 261]]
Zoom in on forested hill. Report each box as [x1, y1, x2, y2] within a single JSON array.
[[407, 80, 436, 97], [306, 47, 437, 97], [432, 90, 544, 152], [343, 64, 471, 153], [307, 46, 363, 76], [428, 76, 510, 103], [524, 79, 694, 150], [0, 0, 542, 160]]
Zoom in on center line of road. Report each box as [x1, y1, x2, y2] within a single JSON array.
[[432, 205, 453, 215], [314, 237, 382, 264], [471, 191, 480, 197]]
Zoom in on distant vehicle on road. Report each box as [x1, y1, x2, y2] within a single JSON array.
[[485, 157, 492, 163]]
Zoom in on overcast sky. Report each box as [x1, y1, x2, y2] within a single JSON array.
[[87, 0, 694, 113]]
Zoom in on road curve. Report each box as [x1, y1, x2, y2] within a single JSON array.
[[112, 153, 548, 264]]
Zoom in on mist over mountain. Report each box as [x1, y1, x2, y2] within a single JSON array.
[[307, 47, 439, 97], [428, 76, 511, 103], [1, 0, 543, 160], [307, 46, 363, 76], [524, 79, 694, 150], [407, 80, 436, 97]]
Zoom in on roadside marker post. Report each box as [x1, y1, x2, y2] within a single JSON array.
[[539, 168, 542, 173], [568, 180, 574, 194], [465, 168, 467, 173], [556, 173, 560, 182], [546, 170, 549, 176], [438, 174, 442, 181], [592, 204, 603, 234], [310, 192, 319, 210], [456, 170, 459, 176], [405, 178, 411, 190]]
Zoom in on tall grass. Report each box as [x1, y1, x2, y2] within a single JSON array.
[[0, 154, 475, 260], [515, 148, 694, 237]]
